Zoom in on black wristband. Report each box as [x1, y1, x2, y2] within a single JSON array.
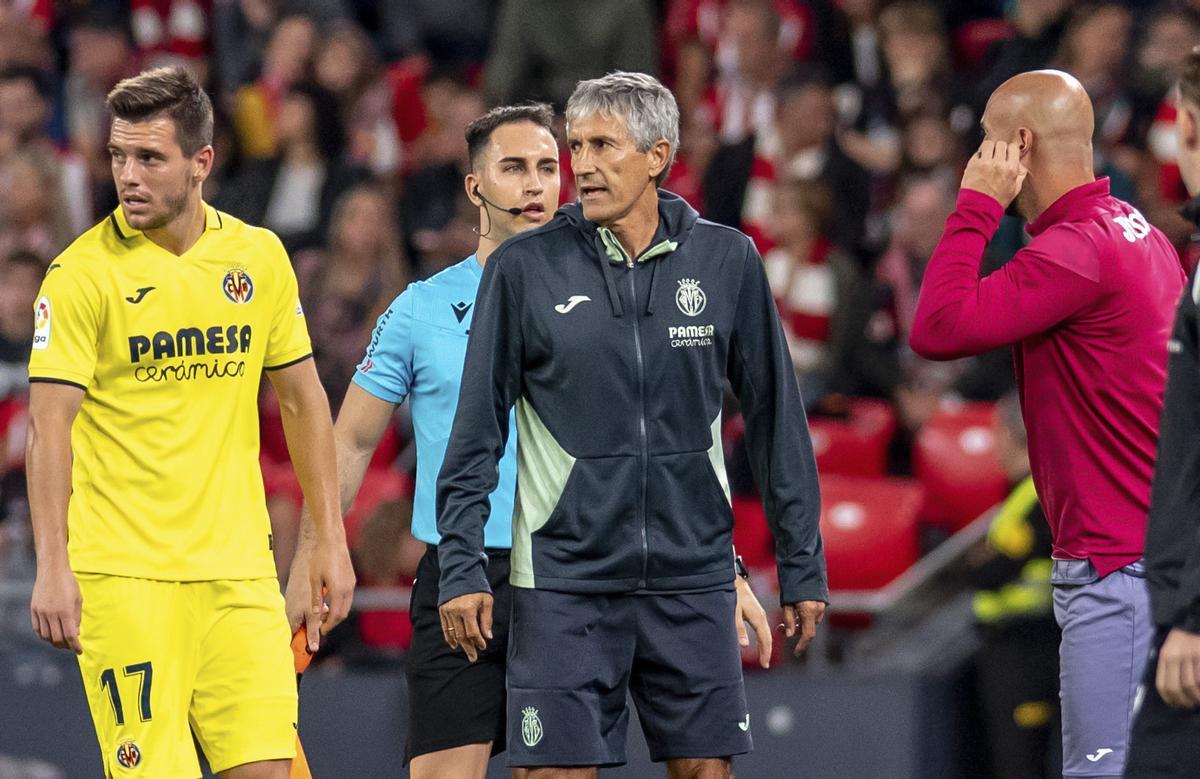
[[734, 555, 750, 580]]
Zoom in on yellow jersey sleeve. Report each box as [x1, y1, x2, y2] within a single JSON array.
[[263, 236, 312, 369], [28, 263, 102, 388]]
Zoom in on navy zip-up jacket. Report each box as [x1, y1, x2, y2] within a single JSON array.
[[1145, 197, 1200, 631], [435, 190, 827, 606]]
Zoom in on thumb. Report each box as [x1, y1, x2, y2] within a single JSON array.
[[736, 614, 749, 647]]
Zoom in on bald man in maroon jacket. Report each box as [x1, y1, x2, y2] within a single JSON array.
[[910, 70, 1185, 778]]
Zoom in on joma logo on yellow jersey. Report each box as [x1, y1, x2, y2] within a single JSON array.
[[128, 325, 252, 363]]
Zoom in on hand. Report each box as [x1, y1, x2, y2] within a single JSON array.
[[439, 592, 494, 663], [783, 600, 826, 656], [960, 140, 1028, 209], [735, 576, 773, 668], [305, 531, 356, 652], [1156, 628, 1200, 708], [284, 545, 326, 639], [30, 564, 82, 654]]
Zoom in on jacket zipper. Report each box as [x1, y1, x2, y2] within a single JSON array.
[[627, 259, 650, 587]]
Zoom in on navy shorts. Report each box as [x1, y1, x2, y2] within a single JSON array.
[[505, 587, 752, 768]]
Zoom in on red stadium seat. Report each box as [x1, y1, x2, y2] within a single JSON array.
[[819, 475, 924, 592], [732, 495, 776, 571], [808, 398, 897, 477], [913, 401, 1008, 532], [0, 396, 28, 472]]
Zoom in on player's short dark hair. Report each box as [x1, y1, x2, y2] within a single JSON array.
[[106, 66, 213, 156], [1179, 46, 1200, 112], [465, 103, 555, 170]]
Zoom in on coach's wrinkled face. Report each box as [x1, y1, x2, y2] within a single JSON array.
[[109, 116, 211, 232], [567, 111, 669, 227]]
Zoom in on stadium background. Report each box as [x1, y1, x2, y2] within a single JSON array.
[[0, 0, 1193, 775]]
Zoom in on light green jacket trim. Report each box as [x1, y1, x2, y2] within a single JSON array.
[[511, 397, 576, 588]]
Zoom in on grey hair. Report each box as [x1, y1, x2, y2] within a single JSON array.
[[565, 71, 679, 185]]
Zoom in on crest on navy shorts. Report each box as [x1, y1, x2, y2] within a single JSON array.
[[223, 269, 254, 304], [116, 740, 142, 768], [521, 706, 543, 747], [676, 278, 706, 317]]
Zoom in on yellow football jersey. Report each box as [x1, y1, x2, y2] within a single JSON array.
[[28, 204, 312, 581]]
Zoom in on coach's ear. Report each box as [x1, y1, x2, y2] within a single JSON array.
[[1016, 127, 1032, 158]]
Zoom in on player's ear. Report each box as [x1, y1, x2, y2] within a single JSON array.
[[464, 173, 482, 207], [193, 145, 214, 183]]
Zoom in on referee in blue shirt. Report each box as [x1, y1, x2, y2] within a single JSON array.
[[282, 103, 774, 778]]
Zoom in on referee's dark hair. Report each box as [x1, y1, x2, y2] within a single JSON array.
[[1179, 46, 1200, 113], [465, 103, 555, 171], [106, 66, 214, 156]]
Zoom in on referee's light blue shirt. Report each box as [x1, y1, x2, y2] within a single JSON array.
[[352, 255, 517, 548]]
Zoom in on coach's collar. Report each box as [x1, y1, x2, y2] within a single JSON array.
[[109, 202, 225, 241], [1026, 178, 1110, 237]]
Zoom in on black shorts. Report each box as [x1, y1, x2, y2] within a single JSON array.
[[405, 545, 513, 763], [505, 587, 752, 768], [1126, 628, 1200, 778]]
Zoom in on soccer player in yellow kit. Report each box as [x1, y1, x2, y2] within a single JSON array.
[[24, 67, 354, 778]]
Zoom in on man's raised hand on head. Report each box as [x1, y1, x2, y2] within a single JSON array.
[[961, 140, 1029, 209]]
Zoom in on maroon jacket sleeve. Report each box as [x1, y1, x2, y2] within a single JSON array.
[[910, 189, 1101, 361]]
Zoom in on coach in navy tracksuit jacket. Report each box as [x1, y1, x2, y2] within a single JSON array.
[[435, 72, 826, 771]]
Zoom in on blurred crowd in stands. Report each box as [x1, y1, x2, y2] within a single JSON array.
[[0, 0, 1196, 671]]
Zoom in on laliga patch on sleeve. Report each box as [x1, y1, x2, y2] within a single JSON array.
[[32, 296, 51, 350]]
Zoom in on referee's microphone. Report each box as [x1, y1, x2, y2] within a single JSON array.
[[474, 186, 523, 216]]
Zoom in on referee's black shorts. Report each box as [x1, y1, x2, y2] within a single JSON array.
[[1126, 628, 1200, 778], [404, 545, 513, 764]]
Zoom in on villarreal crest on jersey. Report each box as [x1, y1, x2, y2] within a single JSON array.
[[28, 204, 312, 581]]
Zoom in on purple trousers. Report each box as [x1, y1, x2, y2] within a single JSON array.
[[1052, 559, 1152, 778]]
